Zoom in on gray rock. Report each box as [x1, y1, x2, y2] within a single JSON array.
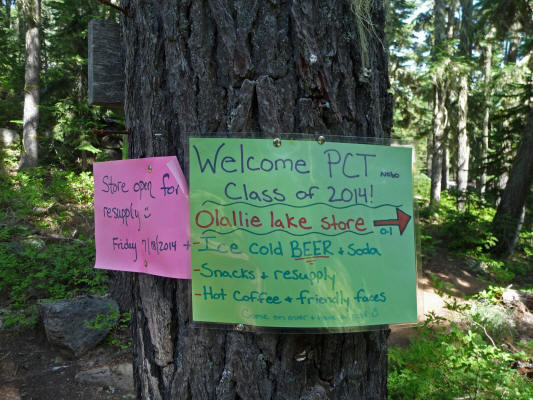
[[75, 366, 113, 386], [502, 289, 533, 341], [502, 289, 533, 311], [75, 363, 133, 392], [516, 312, 533, 340], [0, 128, 20, 146], [39, 297, 118, 356], [110, 363, 133, 392], [22, 237, 46, 250]]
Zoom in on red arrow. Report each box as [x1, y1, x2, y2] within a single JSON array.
[[373, 208, 411, 235]]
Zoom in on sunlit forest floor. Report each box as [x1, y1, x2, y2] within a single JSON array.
[[389, 245, 488, 347], [0, 144, 532, 399]]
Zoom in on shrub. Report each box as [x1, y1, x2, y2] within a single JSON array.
[[0, 150, 107, 328], [389, 321, 533, 399]]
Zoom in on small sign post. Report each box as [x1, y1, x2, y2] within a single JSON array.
[[88, 19, 124, 107]]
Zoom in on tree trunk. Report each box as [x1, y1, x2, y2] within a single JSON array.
[[19, 0, 40, 169], [492, 110, 533, 256], [108, 270, 133, 313], [456, 72, 469, 209], [479, 28, 494, 198], [430, 76, 448, 205], [121, 0, 392, 398], [496, 21, 522, 204], [430, 0, 450, 206], [505, 21, 521, 66], [5, 0, 11, 28], [426, 133, 433, 177], [441, 130, 449, 191], [456, 0, 473, 210], [14, 1, 23, 63]]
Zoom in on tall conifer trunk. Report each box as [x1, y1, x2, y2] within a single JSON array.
[[492, 54, 533, 256], [496, 21, 522, 204], [19, 0, 40, 169], [456, 0, 473, 210], [492, 111, 533, 256], [430, 0, 450, 205], [121, 0, 392, 398], [479, 28, 494, 198], [441, 137, 449, 191]]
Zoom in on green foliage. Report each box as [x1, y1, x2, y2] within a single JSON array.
[[86, 308, 132, 350], [466, 301, 516, 342], [429, 273, 459, 298], [390, 285, 533, 400], [0, 239, 108, 328], [390, 266, 531, 398], [413, 172, 431, 199], [0, 0, 530, 388], [0, 0, 122, 169], [0, 162, 94, 229], [419, 232, 441, 260], [108, 311, 132, 349], [41, 99, 113, 170], [0, 148, 107, 328], [0, 3, 24, 130], [84, 304, 120, 331], [387, 0, 433, 168], [473, 285, 505, 305], [434, 191, 496, 254], [389, 321, 533, 399], [419, 190, 532, 287]]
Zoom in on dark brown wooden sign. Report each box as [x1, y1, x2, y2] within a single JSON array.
[[88, 19, 124, 107]]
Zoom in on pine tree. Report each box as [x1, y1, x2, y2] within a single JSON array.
[[122, 1, 392, 398], [18, 0, 40, 169], [430, 0, 452, 205], [456, 0, 473, 210]]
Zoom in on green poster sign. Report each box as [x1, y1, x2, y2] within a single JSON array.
[[189, 138, 417, 329]]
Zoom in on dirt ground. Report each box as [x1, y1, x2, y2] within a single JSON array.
[[0, 327, 134, 400], [389, 246, 487, 346], [0, 247, 488, 400]]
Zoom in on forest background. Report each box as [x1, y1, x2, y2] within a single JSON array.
[[0, 0, 532, 398]]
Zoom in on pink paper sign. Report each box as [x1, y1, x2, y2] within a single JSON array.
[[93, 156, 191, 279]]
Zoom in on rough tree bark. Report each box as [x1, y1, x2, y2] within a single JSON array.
[[479, 27, 495, 198], [492, 110, 533, 257], [441, 1, 458, 194], [456, 0, 473, 210], [430, 0, 449, 205], [441, 92, 454, 193], [19, 0, 40, 169], [441, 135, 449, 191], [496, 21, 522, 202], [456, 70, 469, 207], [121, 0, 392, 399], [426, 133, 433, 176]]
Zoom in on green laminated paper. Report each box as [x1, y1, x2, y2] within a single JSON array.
[[190, 138, 417, 329]]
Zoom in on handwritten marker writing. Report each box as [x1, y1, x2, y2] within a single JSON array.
[[373, 208, 411, 235], [189, 138, 417, 328], [94, 156, 191, 279]]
